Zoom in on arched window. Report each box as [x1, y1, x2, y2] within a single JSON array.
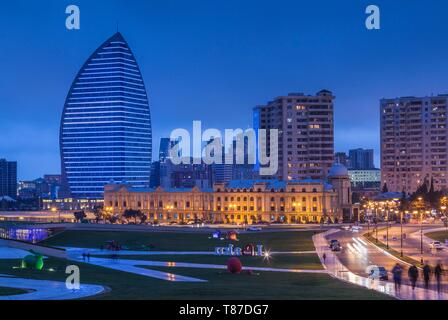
[[291, 188, 296, 193]]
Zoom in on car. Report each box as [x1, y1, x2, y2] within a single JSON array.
[[331, 243, 342, 252], [429, 241, 444, 250], [329, 240, 342, 251], [246, 226, 262, 232], [341, 225, 351, 230]]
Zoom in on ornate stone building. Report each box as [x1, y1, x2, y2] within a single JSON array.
[[104, 164, 356, 224]]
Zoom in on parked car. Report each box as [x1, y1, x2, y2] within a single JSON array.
[[429, 241, 444, 250], [246, 226, 262, 232]]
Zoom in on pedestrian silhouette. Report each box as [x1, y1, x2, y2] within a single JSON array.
[[435, 261, 444, 293], [323, 253, 327, 263], [423, 262, 431, 289], [391, 263, 403, 294], [408, 265, 419, 290]]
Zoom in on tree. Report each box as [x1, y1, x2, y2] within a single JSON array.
[[429, 178, 435, 194], [93, 205, 104, 222], [108, 215, 118, 224], [382, 183, 389, 193], [123, 209, 143, 224], [74, 210, 86, 222]]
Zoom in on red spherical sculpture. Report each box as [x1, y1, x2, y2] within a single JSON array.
[[227, 257, 243, 274]]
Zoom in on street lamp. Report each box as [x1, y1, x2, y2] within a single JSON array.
[[418, 197, 423, 265], [386, 201, 390, 249], [364, 204, 370, 234], [400, 210, 403, 257], [441, 205, 447, 231], [51, 207, 60, 223]]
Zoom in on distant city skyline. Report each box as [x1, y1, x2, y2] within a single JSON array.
[[3, 1, 448, 179]]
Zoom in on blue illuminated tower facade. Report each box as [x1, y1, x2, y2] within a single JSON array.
[[60, 32, 152, 199]]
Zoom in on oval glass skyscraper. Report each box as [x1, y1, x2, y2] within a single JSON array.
[[60, 32, 152, 199]]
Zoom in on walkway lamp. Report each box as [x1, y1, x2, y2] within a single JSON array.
[[441, 205, 447, 231], [386, 201, 390, 249], [400, 210, 403, 257], [418, 197, 423, 265]]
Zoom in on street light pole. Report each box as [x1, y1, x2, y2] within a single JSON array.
[[375, 222, 378, 243], [420, 210, 423, 265], [367, 217, 370, 234], [400, 210, 403, 257], [386, 202, 389, 249]]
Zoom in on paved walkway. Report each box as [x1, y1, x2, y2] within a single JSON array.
[[313, 229, 448, 300], [0, 246, 106, 300], [0, 247, 35, 260], [0, 276, 106, 300], [63, 247, 315, 256], [66, 248, 326, 283]]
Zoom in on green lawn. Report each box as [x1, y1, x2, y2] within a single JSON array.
[[94, 253, 324, 270], [10, 229, 392, 299], [138, 266, 394, 300], [42, 230, 318, 252], [0, 257, 392, 300], [426, 231, 448, 243], [0, 286, 28, 296]]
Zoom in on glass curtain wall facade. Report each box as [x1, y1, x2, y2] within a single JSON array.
[[60, 32, 152, 199]]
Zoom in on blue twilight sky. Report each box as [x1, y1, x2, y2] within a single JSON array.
[[1, 0, 448, 180]]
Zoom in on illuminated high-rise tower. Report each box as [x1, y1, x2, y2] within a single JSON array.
[[60, 32, 152, 199]]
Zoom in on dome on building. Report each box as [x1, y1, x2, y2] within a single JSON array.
[[328, 163, 349, 178]]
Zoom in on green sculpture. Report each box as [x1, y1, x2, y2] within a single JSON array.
[[21, 250, 44, 270]]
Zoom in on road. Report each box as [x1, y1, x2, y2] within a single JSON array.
[[326, 228, 448, 294], [375, 224, 448, 266]]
